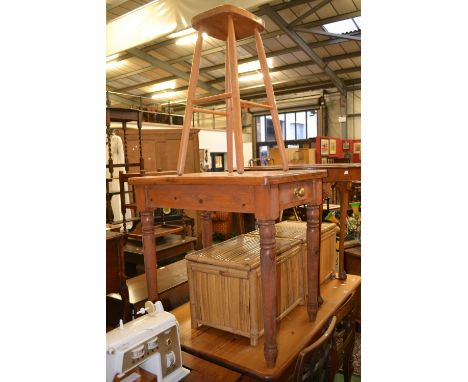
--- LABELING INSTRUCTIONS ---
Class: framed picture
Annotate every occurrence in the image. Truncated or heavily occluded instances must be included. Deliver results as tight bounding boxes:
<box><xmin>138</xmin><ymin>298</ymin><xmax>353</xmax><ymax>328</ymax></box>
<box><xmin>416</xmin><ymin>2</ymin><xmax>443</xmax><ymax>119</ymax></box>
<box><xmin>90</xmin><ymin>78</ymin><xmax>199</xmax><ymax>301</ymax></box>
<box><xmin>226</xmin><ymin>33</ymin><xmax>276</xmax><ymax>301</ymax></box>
<box><xmin>353</xmin><ymin>142</ymin><xmax>361</xmax><ymax>154</ymax></box>
<box><xmin>342</xmin><ymin>141</ymin><xmax>350</xmax><ymax>150</ymax></box>
<box><xmin>320</xmin><ymin>139</ymin><xmax>329</xmax><ymax>155</ymax></box>
<box><xmin>329</xmin><ymin>139</ymin><xmax>336</xmax><ymax>155</ymax></box>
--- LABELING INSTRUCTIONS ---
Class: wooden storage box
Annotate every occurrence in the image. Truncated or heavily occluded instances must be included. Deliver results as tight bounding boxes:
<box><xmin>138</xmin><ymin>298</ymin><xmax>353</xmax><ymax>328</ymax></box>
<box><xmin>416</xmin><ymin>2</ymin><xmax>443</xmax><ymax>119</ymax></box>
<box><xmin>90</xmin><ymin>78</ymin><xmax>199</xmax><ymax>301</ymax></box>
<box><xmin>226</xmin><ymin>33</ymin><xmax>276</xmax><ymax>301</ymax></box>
<box><xmin>248</xmin><ymin>221</ymin><xmax>338</xmax><ymax>284</ymax></box>
<box><xmin>185</xmin><ymin>235</ymin><xmax>304</xmax><ymax>346</ymax></box>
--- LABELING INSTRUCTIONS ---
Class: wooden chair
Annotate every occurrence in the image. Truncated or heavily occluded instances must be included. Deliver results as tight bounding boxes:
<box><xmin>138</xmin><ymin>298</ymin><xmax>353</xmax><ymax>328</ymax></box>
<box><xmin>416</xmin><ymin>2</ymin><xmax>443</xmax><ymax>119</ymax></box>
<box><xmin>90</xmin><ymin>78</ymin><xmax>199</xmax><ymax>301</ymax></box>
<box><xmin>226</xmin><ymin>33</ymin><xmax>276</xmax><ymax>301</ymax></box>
<box><xmin>328</xmin><ymin>292</ymin><xmax>357</xmax><ymax>382</ymax></box>
<box><xmin>292</xmin><ymin>316</ymin><xmax>337</xmax><ymax>382</ymax></box>
<box><xmin>106</xmin><ymin>231</ymin><xmax>131</xmax><ymax>327</ymax></box>
<box><xmin>177</xmin><ymin>4</ymin><xmax>288</xmax><ymax>175</ymax></box>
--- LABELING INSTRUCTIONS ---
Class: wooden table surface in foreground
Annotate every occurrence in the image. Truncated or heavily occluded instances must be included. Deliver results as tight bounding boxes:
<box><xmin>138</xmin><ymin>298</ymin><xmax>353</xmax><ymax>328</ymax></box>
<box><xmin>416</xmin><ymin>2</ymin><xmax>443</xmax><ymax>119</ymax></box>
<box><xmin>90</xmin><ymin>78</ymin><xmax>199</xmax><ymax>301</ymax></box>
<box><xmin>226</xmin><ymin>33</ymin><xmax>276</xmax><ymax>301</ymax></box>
<box><xmin>172</xmin><ymin>275</ymin><xmax>361</xmax><ymax>381</ymax></box>
<box><xmin>129</xmin><ymin>170</ymin><xmax>326</xmax><ymax>368</ymax></box>
<box><xmin>247</xmin><ymin>164</ymin><xmax>361</xmax><ymax>280</ymax></box>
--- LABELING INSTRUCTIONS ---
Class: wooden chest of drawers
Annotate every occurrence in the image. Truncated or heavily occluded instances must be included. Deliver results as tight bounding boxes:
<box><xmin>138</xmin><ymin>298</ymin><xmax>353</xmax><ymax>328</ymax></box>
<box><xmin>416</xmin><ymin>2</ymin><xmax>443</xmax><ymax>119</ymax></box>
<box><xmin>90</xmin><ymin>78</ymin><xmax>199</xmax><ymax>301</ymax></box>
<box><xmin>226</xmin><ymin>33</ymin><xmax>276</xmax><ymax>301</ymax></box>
<box><xmin>185</xmin><ymin>235</ymin><xmax>304</xmax><ymax>346</ymax></box>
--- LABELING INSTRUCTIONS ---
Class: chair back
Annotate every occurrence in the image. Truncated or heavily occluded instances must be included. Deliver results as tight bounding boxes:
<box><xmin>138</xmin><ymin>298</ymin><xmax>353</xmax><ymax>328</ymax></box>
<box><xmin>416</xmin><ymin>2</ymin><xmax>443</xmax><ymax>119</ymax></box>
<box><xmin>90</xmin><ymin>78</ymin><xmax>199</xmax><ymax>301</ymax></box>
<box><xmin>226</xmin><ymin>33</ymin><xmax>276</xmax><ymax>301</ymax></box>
<box><xmin>328</xmin><ymin>291</ymin><xmax>357</xmax><ymax>381</ymax></box>
<box><xmin>292</xmin><ymin>316</ymin><xmax>337</xmax><ymax>382</ymax></box>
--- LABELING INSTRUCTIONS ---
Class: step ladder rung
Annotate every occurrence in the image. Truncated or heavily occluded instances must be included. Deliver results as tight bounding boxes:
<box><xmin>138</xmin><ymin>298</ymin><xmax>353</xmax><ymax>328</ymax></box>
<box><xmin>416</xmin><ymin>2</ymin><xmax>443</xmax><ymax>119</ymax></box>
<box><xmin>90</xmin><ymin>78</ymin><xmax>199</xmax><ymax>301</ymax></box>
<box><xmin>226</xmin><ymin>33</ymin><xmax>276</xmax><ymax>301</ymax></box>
<box><xmin>192</xmin><ymin>108</ymin><xmax>228</xmax><ymax>116</ymax></box>
<box><xmin>240</xmin><ymin>99</ymin><xmax>272</xmax><ymax>109</ymax></box>
<box><xmin>192</xmin><ymin>92</ymin><xmax>232</xmax><ymax>105</ymax></box>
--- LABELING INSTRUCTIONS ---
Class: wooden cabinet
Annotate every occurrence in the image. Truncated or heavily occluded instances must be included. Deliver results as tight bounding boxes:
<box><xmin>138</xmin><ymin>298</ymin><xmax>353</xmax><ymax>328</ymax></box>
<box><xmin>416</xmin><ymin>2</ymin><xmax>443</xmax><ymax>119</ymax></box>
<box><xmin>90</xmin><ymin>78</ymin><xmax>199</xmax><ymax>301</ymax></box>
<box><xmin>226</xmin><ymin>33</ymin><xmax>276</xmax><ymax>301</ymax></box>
<box><xmin>116</xmin><ymin>128</ymin><xmax>202</xmax><ymax>246</ymax></box>
<box><xmin>116</xmin><ymin>128</ymin><xmax>200</xmax><ymax>174</ymax></box>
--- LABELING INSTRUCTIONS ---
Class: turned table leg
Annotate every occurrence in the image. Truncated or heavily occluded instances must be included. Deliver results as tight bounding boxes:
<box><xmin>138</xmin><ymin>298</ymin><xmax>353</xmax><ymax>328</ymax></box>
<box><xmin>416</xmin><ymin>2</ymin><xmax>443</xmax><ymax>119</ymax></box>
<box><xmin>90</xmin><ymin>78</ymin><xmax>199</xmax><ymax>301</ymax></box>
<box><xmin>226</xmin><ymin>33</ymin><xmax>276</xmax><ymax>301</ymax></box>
<box><xmin>306</xmin><ymin>205</ymin><xmax>320</xmax><ymax>321</ymax></box>
<box><xmin>141</xmin><ymin>210</ymin><xmax>159</xmax><ymax>302</ymax></box>
<box><xmin>201</xmin><ymin>211</ymin><xmax>213</xmax><ymax>248</ymax></box>
<box><xmin>258</xmin><ymin>219</ymin><xmax>278</xmax><ymax>368</ymax></box>
<box><xmin>336</xmin><ymin>182</ymin><xmax>352</xmax><ymax>280</ymax></box>
<box><xmin>317</xmin><ymin>202</ymin><xmax>323</xmax><ymax>306</ymax></box>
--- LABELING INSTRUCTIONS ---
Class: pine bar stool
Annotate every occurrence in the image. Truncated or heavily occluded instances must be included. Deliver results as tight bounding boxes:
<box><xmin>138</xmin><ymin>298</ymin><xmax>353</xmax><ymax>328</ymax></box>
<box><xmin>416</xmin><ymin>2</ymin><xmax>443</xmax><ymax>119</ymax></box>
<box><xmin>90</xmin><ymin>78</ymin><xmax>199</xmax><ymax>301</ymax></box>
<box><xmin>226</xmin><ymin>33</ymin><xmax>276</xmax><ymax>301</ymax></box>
<box><xmin>177</xmin><ymin>4</ymin><xmax>288</xmax><ymax>175</ymax></box>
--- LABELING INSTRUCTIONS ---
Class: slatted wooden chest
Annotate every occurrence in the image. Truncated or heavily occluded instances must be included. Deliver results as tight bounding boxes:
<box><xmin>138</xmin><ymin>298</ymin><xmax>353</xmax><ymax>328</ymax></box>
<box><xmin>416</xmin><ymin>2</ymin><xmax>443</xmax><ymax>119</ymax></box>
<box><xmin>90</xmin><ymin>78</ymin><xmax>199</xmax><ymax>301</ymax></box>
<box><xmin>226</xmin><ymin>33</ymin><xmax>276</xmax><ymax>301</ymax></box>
<box><xmin>185</xmin><ymin>235</ymin><xmax>304</xmax><ymax>346</ymax></box>
<box><xmin>248</xmin><ymin>221</ymin><xmax>338</xmax><ymax>284</ymax></box>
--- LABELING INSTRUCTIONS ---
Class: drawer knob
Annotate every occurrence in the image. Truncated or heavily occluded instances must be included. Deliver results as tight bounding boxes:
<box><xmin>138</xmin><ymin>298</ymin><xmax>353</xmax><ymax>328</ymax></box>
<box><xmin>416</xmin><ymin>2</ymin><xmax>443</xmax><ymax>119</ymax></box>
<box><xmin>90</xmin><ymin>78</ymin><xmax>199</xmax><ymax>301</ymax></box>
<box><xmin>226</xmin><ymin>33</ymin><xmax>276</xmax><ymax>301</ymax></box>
<box><xmin>294</xmin><ymin>187</ymin><xmax>305</xmax><ymax>197</ymax></box>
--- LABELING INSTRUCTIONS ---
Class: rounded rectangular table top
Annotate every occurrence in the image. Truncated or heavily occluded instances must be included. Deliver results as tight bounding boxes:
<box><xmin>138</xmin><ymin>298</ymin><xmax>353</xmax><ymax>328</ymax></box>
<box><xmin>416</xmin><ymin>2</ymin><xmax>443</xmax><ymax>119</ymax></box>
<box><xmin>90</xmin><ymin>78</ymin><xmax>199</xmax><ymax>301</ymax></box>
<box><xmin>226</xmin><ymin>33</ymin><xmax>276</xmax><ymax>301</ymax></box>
<box><xmin>128</xmin><ymin>170</ymin><xmax>327</xmax><ymax>186</ymax></box>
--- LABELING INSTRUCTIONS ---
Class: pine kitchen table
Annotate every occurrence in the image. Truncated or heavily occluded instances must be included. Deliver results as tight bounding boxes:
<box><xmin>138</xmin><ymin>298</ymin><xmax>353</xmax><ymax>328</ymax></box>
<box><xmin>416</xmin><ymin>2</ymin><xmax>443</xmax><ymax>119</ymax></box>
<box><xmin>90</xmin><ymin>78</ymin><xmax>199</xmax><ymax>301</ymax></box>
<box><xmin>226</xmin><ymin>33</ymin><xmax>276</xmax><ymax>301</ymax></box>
<box><xmin>129</xmin><ymin>170</ymin><xmax>326</xmax><ymax>368</ymax></box>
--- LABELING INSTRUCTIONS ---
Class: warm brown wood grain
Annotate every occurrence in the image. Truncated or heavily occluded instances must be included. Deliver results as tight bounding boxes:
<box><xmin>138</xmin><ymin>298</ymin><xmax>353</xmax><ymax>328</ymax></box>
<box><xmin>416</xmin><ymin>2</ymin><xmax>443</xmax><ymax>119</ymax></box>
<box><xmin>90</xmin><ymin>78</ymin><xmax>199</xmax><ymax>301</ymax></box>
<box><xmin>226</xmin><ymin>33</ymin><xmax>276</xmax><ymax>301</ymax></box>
<box><xmin>227</xmin><ymin>14</ymin><xmax>245</xmax><ymax>174</ymax></box>
<box><xmin>177</xmin><ymin>30</ymin><xmax>204</xmax><ymax>176</ymax></box>
<box><xmin>129</xmin><ymin>171</ymin><xmax>326</xmax><ymax>188</ymax></box>
<box><xmin>141</xmin><ymin>211</ymin><xmax>158</xmax><ymax>301</ymax></box>
<box><xmin>172</xmin><ymin>275</ymin><xmax>361</xmax><ymax>381</ymax></box>
<box><xmin>124</xmin><ymin>235</ymin><xmax>196</xmax><ymax>267</ymax></box>
<box><xmin>201</xmin><ymin>211</ymin><xmax>213</xmax><ymax>248</ymax></box>
<box><xmin>130</xmin><ymin>4</ymin><xmax>329</xmax><ymax>367</ymax></box>
<box><xmin>191</xmin><ymin>4</ymin><xmax>265</xmax><ymax>41</ymax></box>
<box><xmin>246</xmin><ymin>164</ymin><xmax>361</xmax><ymax>281</ymax></box>
<box><xmin>183</xmin><ymin>351</ymin><xmax>243</xmax><ymax>381</ymax></box>
<box><xmin>130</xmin><ymin>170</ymin><xmax>325</xmax><ymax>368</ymax></box>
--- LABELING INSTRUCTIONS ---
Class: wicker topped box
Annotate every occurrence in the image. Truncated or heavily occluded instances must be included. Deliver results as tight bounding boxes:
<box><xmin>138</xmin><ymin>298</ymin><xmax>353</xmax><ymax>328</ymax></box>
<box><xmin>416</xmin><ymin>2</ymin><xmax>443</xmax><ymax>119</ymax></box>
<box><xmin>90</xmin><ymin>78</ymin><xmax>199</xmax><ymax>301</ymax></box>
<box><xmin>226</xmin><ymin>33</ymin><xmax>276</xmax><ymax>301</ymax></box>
<box><xmin>186</xmin><ymin>234</ymin><xmax>304</xmax><ymax>346</ymax></box>
<box><xmin>185</xmin><ymin>234</ymin><xmax>300</xmax><ymax>270</ymax></box>
<box><xmin>247</xmin><ymin>221</ymin><xmax>338</xmax><ymax>284</ymax></box>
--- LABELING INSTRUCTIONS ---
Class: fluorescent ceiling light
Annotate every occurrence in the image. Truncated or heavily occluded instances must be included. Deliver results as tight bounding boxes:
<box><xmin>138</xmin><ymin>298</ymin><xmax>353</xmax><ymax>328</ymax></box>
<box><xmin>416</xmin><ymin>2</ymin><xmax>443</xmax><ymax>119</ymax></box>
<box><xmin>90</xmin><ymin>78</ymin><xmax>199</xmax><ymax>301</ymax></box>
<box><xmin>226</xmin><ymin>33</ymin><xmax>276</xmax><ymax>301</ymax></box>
<box><xmin>106</xmin><ymin>54</ymin><xmax>119</xmax><ymax>62</ymax></box>
<box><xmin>175</xmin><ymin>32</ymin><xmax>207</xmax><ymax>45</ymax></box>
<box><xmin>238</xmin><ymin>58</ymin><xmax>273</xmax><ymax>73</ymax></box>
<box><xmin>323</xmin><ymin>18</ymin><xmax>359</xmax><ymax>34</ymax></box>
<box><xmin>106</xmin><ymin>60</ymin><xmax>125</xmax><ymax>70</ymax></box>
<box><xmin>151</xmin><ymin>80</ymin><xmax>176</xmax><ymax>92</ymax></box>
<box><xmin>151</xmin><ymin>91</ymin><xmax>180</xmax><ymax>100</ymax></box>
<box><xmin>168</xmin><ymin>27</ymin><xmax>196</xmax><ymax>39</ymax></box>
<box><xmin>239</xmin><ymin>73</ymin><xmax>264</xmax><ymax>82</ymax></box>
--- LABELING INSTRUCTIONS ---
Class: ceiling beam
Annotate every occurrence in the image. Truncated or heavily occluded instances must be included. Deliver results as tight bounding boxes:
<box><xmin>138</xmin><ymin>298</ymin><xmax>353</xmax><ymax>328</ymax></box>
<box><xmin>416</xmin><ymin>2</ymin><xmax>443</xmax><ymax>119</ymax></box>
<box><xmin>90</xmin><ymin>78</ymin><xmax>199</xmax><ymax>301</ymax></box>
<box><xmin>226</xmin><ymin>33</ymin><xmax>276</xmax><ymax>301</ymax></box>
<box><xmin>257</xmin><ymin>0</ymin><xmax>318</xmax><ymax>13</ymax></box>
<box><xmin>107</xmin><ymin>11</ymin><xmax>360</xmax><ymax>83</ymax></box>
<box><xmin>260</xmin><ymin>4</ymin><xmax>346</xmax><ymax>94</ymax></box>
<box><xmin>299</xmin><ymin>11</ymin><xmax>361</xmax><ymax>29</ymax></box>
<box><xmin>115</xmin><ymin>50</ymin><xmax>360</xmax><ymax>93</ymax></box>
<box><xmin>127</xmin><ymin>47</ymin><xmax>218</xmax><ymax>93</ymax></box>
<box><xmin>290</xmin><ymin>0</ymin><xmax>331</xmax><ymax>27</ymax></box>
<box><xmin>107</xmin><ymin>92</ymin><xmax>139</xmax><ymax>107</ymax></box>
<box><xmin>146</xmin><ymin>66</ymin><xmax>360</xmax><ymax>102</ymax></box>
<box><xmin>108</xmin><ymin>32</ymin><xmax>360</xmax><ymax>84</ymax></box>
<box><xmin>293</xmin><ymin>27</ymin><xmax>361</xmax><ymax>41</ymax></box>
<box><xmin>241</xmin><ymin>78</ymin><xmax>361</xmax><ymax>100</ymax></box>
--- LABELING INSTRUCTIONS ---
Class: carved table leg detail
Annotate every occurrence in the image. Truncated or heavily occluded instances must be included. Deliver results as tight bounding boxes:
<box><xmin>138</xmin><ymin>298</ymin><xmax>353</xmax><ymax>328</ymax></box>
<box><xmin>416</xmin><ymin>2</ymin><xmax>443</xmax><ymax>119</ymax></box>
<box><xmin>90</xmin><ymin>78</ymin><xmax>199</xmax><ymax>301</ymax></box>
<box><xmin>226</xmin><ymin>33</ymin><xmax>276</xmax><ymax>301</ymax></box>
<box><xmin>141</xmin><ymin>210</ymin><xmax>159</xmax><ymax>302</ymax></box>
<box><xmin>306</xmin><ymin>205</ymin><xmax>320</xmax><ymax>321</ymax></box>
<box><xmin>336</xmin><ymin>182</ymin><xmax>352</xmax><ymax>280</ymax></box>
<box><xmin>257</xmin><ymin>219</ymin><xmax>278</xmax><ymax>368</ymax></box>
<box><xmin>201</xmin><ymin>211</ymin><xmax>213</xmax><ymax>248</ymax></box>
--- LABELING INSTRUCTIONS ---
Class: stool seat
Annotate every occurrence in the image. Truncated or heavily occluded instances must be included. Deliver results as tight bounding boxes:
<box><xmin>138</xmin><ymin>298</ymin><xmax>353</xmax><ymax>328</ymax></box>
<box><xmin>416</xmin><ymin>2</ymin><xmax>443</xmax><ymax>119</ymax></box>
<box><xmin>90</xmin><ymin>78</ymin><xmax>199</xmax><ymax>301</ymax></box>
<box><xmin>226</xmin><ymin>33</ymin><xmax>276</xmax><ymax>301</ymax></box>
<box><xmin>191</xmin><ymin>4</ymin><xmax>265</xmax><ymax>41</ymax></box>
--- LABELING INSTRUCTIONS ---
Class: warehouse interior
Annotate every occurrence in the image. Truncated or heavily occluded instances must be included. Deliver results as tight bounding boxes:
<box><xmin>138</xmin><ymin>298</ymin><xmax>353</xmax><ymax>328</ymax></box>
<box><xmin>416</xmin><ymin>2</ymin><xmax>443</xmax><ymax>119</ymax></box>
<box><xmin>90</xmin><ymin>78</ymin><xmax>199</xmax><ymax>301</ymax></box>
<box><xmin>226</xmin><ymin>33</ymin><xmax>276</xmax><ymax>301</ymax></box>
<box><xmin>2</xmin><ymin>1</ymin><xmax>467</xmax><ymax>381</ymax></box>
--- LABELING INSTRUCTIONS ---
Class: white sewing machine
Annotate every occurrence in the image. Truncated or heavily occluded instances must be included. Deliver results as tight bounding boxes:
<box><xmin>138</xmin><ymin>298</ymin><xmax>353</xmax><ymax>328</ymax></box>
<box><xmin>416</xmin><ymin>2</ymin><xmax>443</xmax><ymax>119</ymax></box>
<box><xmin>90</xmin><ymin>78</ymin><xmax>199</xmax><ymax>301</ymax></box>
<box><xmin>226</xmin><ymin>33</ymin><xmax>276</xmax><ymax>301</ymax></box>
<box><xmin>106</xmin><ymin>301</ymin><xmax>190</xmax><ymax>382</ymax></box>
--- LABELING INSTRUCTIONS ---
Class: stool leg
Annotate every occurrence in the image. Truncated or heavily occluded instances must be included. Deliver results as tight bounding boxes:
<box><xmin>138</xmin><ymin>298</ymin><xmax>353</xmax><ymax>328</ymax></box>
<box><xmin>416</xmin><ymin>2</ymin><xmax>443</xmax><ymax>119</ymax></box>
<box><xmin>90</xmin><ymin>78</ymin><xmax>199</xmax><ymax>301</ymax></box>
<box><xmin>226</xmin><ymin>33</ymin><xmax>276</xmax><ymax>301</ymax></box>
<box><xmin>227</xmin><ymin>15</ymin><xmax>245</xmax><ymax>174</ymax></box>
<box><xmin>254</xmin><ymin>28</ymin><xmax>288</xmax><ymax>171</ymax></box>
<box><xmin>177</xmin><ymin>30</ymin><xmax>204</xmax><ymax>175</ymax></box>
<box><xmin>225</xmin><ymin>38</ymin><xmax>234</xmax><ymax>173</ymax></box>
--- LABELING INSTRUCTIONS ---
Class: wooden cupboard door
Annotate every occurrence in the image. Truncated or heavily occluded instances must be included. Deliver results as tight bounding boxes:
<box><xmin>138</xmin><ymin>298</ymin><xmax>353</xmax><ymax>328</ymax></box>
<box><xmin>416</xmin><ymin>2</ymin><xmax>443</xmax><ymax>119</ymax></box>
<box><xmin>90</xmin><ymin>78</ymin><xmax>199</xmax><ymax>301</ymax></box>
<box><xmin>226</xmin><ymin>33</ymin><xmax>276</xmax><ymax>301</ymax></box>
<box><xmin>157</xmin><ymin>139</ymin><xmax>196</xmax><ymax>173</ymax></box>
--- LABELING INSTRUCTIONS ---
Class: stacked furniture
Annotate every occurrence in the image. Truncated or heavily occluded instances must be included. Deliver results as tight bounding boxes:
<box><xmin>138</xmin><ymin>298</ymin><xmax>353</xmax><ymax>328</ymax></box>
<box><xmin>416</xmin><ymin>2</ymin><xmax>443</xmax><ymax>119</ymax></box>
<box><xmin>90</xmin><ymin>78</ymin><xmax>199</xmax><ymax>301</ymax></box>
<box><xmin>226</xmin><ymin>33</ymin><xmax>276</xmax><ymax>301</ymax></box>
<box><xmin>129</xmin><ymin>5</ymin><xmax>327</xmax><ymax>368</ymax></box>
